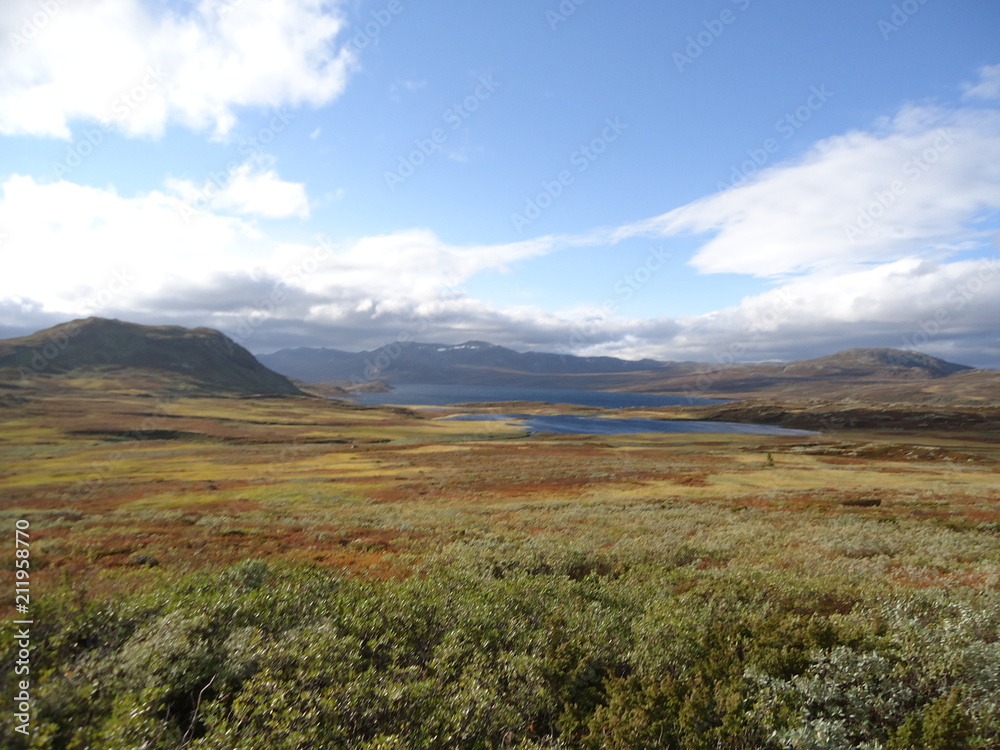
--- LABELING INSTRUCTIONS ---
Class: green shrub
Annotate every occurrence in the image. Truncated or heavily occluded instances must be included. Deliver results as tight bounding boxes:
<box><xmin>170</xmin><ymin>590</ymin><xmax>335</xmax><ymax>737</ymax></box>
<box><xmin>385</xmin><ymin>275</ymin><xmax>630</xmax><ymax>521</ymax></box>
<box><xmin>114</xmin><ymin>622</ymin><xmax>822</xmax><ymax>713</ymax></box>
<box><xmin>4</xmin><ymin>551</ymin><xmax>999</xmax><ymax>749</ymax></box>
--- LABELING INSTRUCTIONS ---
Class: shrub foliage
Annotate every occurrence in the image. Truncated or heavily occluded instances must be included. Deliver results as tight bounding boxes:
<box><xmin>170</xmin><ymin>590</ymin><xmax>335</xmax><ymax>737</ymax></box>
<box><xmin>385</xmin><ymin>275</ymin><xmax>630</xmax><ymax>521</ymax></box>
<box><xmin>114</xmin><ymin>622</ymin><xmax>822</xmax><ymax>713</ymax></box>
<box><xmin>3</xmin><ymin>551</ymin><xmax>998</xmax><ymax>749</ymax></box>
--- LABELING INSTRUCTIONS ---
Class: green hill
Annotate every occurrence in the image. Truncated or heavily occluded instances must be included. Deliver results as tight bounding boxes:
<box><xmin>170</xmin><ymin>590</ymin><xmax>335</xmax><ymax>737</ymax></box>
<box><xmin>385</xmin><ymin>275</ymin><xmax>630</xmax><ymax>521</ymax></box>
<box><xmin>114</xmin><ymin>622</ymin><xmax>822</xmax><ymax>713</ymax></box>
<box><xmin>0</xmin><ymin>318</ymin><xmax>303</xmax><ymax>396</ymax></box>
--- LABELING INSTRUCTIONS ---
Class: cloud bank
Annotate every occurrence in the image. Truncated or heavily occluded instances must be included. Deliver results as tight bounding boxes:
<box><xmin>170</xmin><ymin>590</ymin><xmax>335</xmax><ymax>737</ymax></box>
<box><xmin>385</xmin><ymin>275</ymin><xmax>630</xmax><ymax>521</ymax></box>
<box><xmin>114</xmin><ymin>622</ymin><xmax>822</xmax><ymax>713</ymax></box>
<box><xmin>0</xmin><ymin>0</ymin><xmax>354</xmax><ymax>139</ymax></box>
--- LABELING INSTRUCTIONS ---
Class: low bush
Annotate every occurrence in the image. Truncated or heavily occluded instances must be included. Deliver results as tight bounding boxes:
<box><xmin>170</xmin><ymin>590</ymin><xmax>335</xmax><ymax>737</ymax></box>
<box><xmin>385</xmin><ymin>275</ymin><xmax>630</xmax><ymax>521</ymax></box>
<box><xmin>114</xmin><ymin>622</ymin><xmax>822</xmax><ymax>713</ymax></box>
<box><xmin>2</xmin><ymin>551</ymin><xmax>998</xmax><ymax>748</ymax></box>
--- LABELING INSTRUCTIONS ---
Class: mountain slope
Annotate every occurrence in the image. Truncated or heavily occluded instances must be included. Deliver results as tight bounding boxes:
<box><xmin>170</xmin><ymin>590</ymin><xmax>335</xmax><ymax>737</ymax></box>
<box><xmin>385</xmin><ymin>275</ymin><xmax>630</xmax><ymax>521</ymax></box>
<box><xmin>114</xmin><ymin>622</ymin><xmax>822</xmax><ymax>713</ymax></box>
<box><xmin>4</xmin><ymin>319</ymin><xmax>989</xmax><ymax>404</ymax></box>
<box><xmin>258</xmin><ymin>341</ymin><xmax>664</xmax><ymax>386</ymax></box>
<box><xmin>0</xmin><ymin>318</ymin><xmax>304</xmax><ymax>396</ymax></box>
<box><xmin>616</xmin><ymin>348</ymin><xmax>988</xmax><ymax>402</ymax></box>
<box><xmin>259</xmin><ymin>342</ymin><xmax>994</xmax><ymax>404</ymax></box>
<box><xmin>778</xmin><ymin>348</ymin><xmax>972</xmax><ymax>378</ymax></box>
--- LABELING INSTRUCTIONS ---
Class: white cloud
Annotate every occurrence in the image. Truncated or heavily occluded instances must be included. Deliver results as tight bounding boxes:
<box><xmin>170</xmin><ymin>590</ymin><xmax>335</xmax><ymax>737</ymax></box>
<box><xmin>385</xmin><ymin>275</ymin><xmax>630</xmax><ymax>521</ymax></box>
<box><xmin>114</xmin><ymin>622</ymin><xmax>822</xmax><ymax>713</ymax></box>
<box><xmin>2</xmin><ymin>166</ymin><xmax>998</xmax><ymax>366</ymax></box>
<box><xmin>963</xmin><ymin>64</ymin><xmax>1000</xmax><ymax>102</ymax></box>
<box><xmin>268</xmin><ymin>229</ymin><xmax>557</xmax><ymax>316</ymax></box>
<box><xmin>566</xmin><ymin>256</ymin><xmax>1000</xmax><ymax>367</ymax></box>
<box><xmin>691</xmin><ymin>256</ymin><xmax>1000</xmax><ymax>342</ymax></box>
<box><xmin>614</xmin><ymin>105</ymin><xmax>1000</xmax><ymax>277</ymax></box>
<box><xmin>0</xmin><ymin>174</ymin><xmax>266</xmax><ymax>313</ymax></box>
<box><xmin>0</xmin><ymin>0</ymin><xmax>354</xmax><ymax>139</ymax></box>
<box><xmin>389</xmin><ymin>78</ymin><xmax>428</xmax><ymax>103</ymax></box>
<box><xmin>390</xmin><ymin>78</ymin><xmax>427</xmax><ymax>96</ymax></box>
<box><xmin>165</xmin><ymin>162</ymin><xmax>311</xmax><ymax>219</ymax></box>
<box><xmin>0</xmin><ymin>174</ymin><xmax>556</xmax><ymax>325</ymax></box>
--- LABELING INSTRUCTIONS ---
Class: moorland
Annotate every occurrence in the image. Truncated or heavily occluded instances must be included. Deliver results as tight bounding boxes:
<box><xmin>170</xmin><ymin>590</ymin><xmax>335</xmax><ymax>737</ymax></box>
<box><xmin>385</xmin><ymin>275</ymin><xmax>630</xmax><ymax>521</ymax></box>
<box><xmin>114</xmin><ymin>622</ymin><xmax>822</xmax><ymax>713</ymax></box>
<box><xmin>1</xmin><ymin>319</ymin><xmax>999</xmax><ymax>748</ymax></box>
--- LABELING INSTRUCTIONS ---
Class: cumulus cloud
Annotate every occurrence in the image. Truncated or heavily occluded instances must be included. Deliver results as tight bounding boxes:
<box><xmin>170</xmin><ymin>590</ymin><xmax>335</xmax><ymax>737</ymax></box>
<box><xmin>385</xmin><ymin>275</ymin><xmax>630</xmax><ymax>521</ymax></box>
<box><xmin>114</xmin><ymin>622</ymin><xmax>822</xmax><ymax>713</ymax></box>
<box><xmin>187</xmin><ymin>252</ymin><xmax>999</xmax><ymax>368</ymax></box>
<box><xmin>0</xmin><ymin>0</ymin><xmax>354</xmax><ymax>139</ymax></box>
<box><xmin>614</xmin><ymin>105</ymin><xmax>1000</xmax><ymax>277</ymax></box>
<box><xmin>0</xmin><ymin>172</ymin><xmax>562</xmax><ymax>347</ymax></box>
<box><xmin>0</xmin><ymin>174</ymin><xmax>267</xmax><ymax>315</ymax></box>
<box><xmin>165</xmin><ymin>162</ymin><xmax>311</xmax><ymax>219</ymax></box>
<box><xmin>665</xmin><ymin>257</ymin><xmax>1000</xmax><ymax>364</ymax></box>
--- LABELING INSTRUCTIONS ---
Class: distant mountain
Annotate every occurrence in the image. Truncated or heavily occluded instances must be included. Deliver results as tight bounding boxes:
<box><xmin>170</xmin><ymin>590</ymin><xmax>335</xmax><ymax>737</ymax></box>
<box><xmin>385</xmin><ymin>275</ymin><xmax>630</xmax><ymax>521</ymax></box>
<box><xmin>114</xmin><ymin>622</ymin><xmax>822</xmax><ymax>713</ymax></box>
<box><xmin>259</xmin><ymin>342</ymin><xmax>994</xmax><ymax>404</ymax></box>
<box><xmin>778</xmin><ymin>348</ymin><xmax>972</xmax><ymax>378</ymax></box>
<box><xmin>617</xmin><ymin>347</ymin><xmax>987</xmax><ymax>403</ymax></box>
<box><xmin>4</xmin><ymin>319</ymin><xmax>992</xmax><ymax>404</ymax></box>
<box><xmin>0</xmin><ymin>318</ymin><xmax>303</xmax><ymax>396</ymax></box>
<box><xmin>258</xmin><ymin>341</ymin><xmax>664</xmax><ymax>386</ymax></box>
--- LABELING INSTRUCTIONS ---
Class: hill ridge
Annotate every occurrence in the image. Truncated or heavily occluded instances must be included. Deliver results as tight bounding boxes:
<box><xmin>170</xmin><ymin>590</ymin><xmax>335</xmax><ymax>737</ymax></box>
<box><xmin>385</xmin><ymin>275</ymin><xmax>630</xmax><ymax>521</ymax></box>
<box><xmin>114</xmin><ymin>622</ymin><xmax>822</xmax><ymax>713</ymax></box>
<box><xmin>258</xmin><ymin>339</ymin><xmax>665</xmax><ymax>385</ymax></box>
<box><xmin>0</xmin><ymin>318</ymin><xmax>303</xmax><ymax>396</ymax></box>
<box><xmin>788</xmin><ymin>347</ymin><xmax>973</xmax><ymax>376</ymax></box>
<box><xmin>3</xmin><ymin>319</ymin><xmax>993</xmax><ymax>403</ymax></box>
<box><xmin>259</xmin><ymin>340</ymin><xmax>974</xmax><ymax>385</ymax></box>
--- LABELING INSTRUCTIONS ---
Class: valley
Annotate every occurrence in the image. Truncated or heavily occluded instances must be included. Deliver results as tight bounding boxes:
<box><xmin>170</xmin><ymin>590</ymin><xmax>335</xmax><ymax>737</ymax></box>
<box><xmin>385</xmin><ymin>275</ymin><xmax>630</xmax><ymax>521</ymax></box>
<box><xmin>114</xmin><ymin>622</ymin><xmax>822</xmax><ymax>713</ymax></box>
<box><xmin>2</xmin><ymin>320</ymin><xmax>999</xmax><ymax>747</ymax></box>
<box><xmin>3</xmin><ymin>370</ymin><xmax>998</xmax><ymax>596</ymax></box>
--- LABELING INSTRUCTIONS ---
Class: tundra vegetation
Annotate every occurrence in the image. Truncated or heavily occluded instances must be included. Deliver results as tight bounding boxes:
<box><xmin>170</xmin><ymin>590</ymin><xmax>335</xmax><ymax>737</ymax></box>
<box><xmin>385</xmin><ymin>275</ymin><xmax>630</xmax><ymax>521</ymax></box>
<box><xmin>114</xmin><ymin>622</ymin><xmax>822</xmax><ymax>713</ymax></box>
<box><xmin>1</xmin><ymin>371</ymin><xmax>999</xmax><ymax>748</ymax></box>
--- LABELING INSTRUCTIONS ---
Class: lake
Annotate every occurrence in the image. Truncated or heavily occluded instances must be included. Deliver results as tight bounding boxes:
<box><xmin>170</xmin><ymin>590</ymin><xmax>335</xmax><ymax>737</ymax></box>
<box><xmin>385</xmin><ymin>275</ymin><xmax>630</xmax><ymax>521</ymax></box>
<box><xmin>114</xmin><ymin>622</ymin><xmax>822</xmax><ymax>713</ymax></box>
<box><xmin>350</xmin><ymin>383</ymin><xmax>724</xmax><ymax>408</ymax></box>
<box><xmin>349</xmin><ymin>384</ymin><xmax>816</xmax><ymax>436</ymax></box>
<box><xmin>443</xmin><ymin>413</ymin><xmax>817</xmax><ymax>437</ymax></box>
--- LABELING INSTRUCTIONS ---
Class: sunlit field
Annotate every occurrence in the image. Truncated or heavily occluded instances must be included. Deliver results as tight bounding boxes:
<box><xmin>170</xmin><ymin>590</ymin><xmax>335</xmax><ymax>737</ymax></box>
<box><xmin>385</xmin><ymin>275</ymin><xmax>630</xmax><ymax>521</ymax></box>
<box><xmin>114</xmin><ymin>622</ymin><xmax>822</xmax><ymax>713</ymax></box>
<box><xmin>2</xmin><ymin>375</ymin><xmax>999</xmax><ymax>747</ymax></box>
<box><xmin>4</xmin><ymin>0</ymin><xmax>999</xmax><ymax>745</ymax></box>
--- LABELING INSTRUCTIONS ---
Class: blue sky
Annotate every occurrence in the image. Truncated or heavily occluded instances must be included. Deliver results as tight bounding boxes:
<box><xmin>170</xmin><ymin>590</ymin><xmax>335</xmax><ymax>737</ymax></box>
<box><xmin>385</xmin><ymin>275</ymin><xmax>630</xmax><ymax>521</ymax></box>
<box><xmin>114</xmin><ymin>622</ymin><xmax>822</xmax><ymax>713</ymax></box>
<box><xmin>1</xmin><ymin>0</ymin><xmax>999</xmax><ymax>366</ymax></box>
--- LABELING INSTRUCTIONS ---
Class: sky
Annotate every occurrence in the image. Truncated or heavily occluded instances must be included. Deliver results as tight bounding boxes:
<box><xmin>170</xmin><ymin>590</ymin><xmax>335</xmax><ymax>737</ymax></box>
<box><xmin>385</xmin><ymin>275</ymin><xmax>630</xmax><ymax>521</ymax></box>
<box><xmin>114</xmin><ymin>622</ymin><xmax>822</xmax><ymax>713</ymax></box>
<box><xmin>1</xmin><ymin>0</ymin><xmax>999</xmax><ymax>367</ymax></box>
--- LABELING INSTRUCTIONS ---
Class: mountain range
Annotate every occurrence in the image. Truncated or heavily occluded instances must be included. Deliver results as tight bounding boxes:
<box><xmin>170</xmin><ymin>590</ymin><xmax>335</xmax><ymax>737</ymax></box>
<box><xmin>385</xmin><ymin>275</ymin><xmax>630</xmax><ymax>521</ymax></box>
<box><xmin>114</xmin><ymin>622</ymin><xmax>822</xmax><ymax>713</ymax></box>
<box><xmin>1</xmin><ymin>318</ymin><xmax>997</xmax><ymax>404</ymax></box>
<box><xmin>257</xmin><ymin>341</ymin><xmax>664</xmax><ymax>386</ymax></box>
<box><xmin>258</xmin><ymin>339</ymin><xmax>996</xmax><ymax>403</ymax></box>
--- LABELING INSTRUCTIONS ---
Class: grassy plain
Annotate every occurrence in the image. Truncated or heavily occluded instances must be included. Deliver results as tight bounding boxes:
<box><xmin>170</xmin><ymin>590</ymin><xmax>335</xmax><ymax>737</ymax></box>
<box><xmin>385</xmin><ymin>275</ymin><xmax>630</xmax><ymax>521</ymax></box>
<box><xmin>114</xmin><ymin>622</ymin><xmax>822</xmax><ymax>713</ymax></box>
<box><xmin>3</xmin><ymin>377</ymin><xmax>998</xmax><ymax>594</ymax></box>
<box><xmin>1</xmin><ymin>372</ymin><xmax>999</xmax><ymax>747</ymax></box>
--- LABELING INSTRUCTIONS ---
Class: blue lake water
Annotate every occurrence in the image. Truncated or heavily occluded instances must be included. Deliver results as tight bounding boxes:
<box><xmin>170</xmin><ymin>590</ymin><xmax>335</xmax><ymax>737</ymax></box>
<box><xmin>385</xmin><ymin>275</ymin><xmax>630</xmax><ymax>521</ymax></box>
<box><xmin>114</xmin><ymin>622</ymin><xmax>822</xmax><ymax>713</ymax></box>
<box><xmin>350</xmin><ymin>383</ymin><xmax>723</xmax><ymax>408</ymax></box>
<box><xmin>443</xmin><ymin>413</ymin><xmax>817</xmax><ymax>437</ymax></box>
<box><xmin>349</xmin><ymin>385</ymin><xmax>815</xmax><ymax>436</ymax></box>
